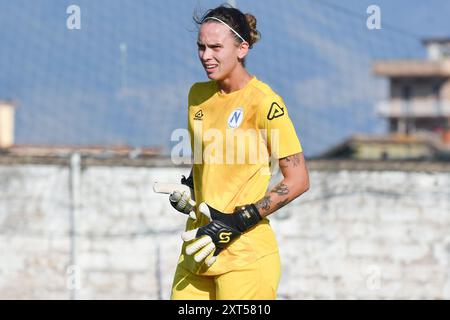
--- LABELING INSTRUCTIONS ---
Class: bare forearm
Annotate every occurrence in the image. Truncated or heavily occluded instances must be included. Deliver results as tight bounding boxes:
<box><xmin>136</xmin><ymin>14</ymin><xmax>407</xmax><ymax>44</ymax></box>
<box><xmin>254</xmin><ymin>153</ymin><xmax>309</xmax><ymax>218</ymax></box>
<box><xmin>255</xmin><ymin>179</ymin><xmax>305</xmax><ymax>218</ymax></box>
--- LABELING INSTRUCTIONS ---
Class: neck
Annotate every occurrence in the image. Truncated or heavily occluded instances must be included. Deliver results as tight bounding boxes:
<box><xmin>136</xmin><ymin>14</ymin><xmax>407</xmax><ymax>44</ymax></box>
<box><xmin>217</xmin><ymin>65</ymin><xmax>252</xmax><ymax>94</ymax></box>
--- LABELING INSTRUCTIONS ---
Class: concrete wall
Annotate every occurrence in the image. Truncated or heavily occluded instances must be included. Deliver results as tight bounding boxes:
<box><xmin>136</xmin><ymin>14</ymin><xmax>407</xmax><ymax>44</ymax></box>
<box><xmin>0</xmin><ymin>160</ymin><xmax>449</xmax><ymax>299</ymax></box>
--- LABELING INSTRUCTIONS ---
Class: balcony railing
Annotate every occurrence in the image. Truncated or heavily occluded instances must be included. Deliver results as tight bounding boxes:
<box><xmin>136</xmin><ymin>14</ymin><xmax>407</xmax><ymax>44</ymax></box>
<box><xmin>376</xmin><ymin>100</ymin><xmax>450</xmax><ymax>117</ymax></box>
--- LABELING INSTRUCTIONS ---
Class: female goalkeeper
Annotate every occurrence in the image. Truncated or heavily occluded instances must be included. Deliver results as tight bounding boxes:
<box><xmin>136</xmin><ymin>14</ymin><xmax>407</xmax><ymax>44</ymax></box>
<box><xmin>170</xmin><ymin>4</ymin><xmax>310</xmax><ymax>300</ymax></box>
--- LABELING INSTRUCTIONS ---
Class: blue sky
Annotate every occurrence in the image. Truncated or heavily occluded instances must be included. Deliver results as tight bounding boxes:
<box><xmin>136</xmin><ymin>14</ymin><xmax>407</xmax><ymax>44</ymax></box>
<box><xmin>1</xmin><ymin>0</ymin><xmax>449</xmax><ymax>156</ymax></box>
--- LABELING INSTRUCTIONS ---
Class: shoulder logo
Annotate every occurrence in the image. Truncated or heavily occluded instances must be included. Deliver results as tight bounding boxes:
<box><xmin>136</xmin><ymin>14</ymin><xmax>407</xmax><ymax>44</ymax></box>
<box><xmin>267</xmin><ymin>102</ymin><xmax>285</xmax><ymax>120</ymax></box>
<box><xmin>227</xmin><ymin>108</ymin><xmax>244</xmax><ymax>129</ymax></box>
<box><xmin>194</xmin><ymin>110</ymin><xmax>203</xmax><ymax>120</ymax></box>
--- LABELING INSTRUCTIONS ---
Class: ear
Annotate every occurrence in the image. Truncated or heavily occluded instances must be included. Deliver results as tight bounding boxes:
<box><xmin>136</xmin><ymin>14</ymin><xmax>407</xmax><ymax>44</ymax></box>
<box><xmin>237</xmin><ymin>41</ymin><xmax>250</xmax><ymax>60</ymax></box>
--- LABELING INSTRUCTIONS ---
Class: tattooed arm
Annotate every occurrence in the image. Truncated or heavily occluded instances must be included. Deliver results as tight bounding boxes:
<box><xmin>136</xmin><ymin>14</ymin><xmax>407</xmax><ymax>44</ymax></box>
<box><xmin>255</xmin><ymin>152</ymin><xmax>310</xmax><ymax>218</ymax></box>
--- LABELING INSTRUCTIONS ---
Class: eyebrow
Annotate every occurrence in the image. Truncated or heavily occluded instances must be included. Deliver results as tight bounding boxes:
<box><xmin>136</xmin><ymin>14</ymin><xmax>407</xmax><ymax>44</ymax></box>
<box><xmin>197</xmin><ymin>41</ymin><xmax>222</xmax><ymax>47</ymax></box>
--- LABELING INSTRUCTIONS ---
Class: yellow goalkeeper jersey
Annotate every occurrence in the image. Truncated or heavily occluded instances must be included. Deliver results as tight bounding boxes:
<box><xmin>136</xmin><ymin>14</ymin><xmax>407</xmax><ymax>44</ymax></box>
<box><xmin>181</xmin><ymin>76</ymin><xmax>302</xmax><ymax>275</ymax></box>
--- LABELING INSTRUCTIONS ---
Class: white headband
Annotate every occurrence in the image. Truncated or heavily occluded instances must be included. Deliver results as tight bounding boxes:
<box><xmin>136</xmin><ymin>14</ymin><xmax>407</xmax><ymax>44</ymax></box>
<box><xmin>203</xmin><ymin>17</ymin><xmax>247</xmax><ymax>43</ymax></box>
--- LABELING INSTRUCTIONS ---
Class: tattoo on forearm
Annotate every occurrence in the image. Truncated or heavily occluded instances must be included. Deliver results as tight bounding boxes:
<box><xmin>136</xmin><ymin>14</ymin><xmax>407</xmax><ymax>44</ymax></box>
<box><xmin>279</xmin><ymin>162</ymin><xmax>288</xmax><ymax>169</ymax></box>
<box><xmin>275</xmin><ymin>198</ymin><xmax>290</xmax><ymax>210</ymax></box>
<box><xmin>271</xmin><ymin>183</ymin><xmax>289</xmax><ymax>195</ymax></box>
<box><xmin>255</xmin><ymin>196</ymin><xmax>271</xmax><ymax>212</ymax></box>
<box><xmin>281</xmin><ymin>154</ymin><xmax>301</xmax><ymax>167</ymax></box>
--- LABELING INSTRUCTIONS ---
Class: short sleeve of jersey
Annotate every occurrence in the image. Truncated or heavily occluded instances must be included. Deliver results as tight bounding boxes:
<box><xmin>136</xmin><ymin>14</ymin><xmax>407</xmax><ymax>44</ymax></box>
<box><xmin>187</xmin><ymin>83</ymin><xmax>198</xmax><ymax>106</ymax></box>
<box><xmin>259</xmin><ymin>94</ymin><xmax>302</xmax><ymax>159</ymax></box>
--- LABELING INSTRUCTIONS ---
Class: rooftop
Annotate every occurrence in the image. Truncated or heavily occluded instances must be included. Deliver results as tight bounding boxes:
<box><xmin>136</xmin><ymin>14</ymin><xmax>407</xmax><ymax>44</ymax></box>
<box><xmin>0</xmin><ymin>142</ymin><xmax>449</xmax><ymax>172</ymax></box>
<box><xmin>422</xmin><ymin>37</ymin><xmax>450</xmax><ymax>45</ymax></box>
<box><xmin>318</xmin><ymin>133</ymin><xmax>450</xmax><ymax>161</ymax></box>
<box><xmin>0</xmin><ymin>144</ymin><xmax>164</xmax><ymax>166</ymax></box>
<box><xmin>373</xmin><ymin>59</ymin><xmax>450</xmax><ymax>77</ymax></box>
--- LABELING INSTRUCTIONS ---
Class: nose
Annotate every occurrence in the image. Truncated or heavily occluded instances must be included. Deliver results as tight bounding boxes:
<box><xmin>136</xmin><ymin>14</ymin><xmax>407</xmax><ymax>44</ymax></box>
<box><xmin>200</xmin><ymin>47</ymin><xmax>213</xmax><ymax>62</ymax></box>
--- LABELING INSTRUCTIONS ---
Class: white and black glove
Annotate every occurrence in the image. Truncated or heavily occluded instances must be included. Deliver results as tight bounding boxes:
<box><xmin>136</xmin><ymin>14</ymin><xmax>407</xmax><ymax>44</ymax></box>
<box><xmin>182</xmin><ymin>202</ymin><xmax>262</xmax><ymax>267</ymax></box>
<box><xmin>168</xmin><ymin>175</ymin><xmax>197</xmax><ymax>220</ymax></box>
<box><xmin>153</xmin><ymin>175</ymin><xmax>197</xmax><ymax>220</ymax></box>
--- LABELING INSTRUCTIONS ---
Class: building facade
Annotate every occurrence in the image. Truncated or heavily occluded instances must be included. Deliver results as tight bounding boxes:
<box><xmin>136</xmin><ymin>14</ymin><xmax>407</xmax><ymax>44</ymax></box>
<box><xmin>373</xmin><ymin>38</ymin><xmax>450</xmax><ymax>144</ymax></box>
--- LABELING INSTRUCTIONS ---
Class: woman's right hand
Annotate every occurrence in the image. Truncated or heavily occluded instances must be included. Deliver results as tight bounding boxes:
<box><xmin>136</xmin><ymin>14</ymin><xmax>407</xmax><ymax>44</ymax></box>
<box><xmin>169</xmin><ymin>188</ymin><xmax>197</xmax><ymax>220</ymax></box>
<box><xmin>153</xmin><ymin>174</ymin><xmax>197</xmax><ymax>220</ymax></box>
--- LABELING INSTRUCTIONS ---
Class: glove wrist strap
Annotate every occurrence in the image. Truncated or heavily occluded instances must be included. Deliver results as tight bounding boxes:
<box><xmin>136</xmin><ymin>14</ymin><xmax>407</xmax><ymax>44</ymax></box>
<box><xmin>208</xmin><ymin>204</ymin><xmax>262</xmax><ymax>233</ymax></box>
<box><xmin>234</xmin><ymin>204</ymin><xmax>262</xmax><ymax>232</ymax></box>
<box><xmin>181</xmin><ymin>175</ymin><xmax>194</xmax><ymax>189</ymax></box>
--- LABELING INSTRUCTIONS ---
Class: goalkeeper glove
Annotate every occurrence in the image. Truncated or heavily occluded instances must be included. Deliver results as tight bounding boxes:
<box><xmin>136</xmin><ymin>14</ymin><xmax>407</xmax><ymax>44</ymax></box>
<box><xmin>169</xmin><ymin>175</ymin><xmax>197</xmax><ymax>220</ymax></box>
<box><xmin>181</xmin><ymin>202</ymin><xmax>262</xmax><ymax>266</ymax></box>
